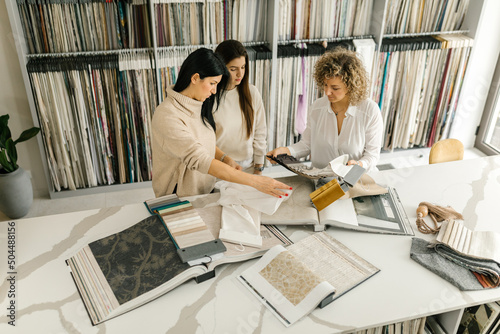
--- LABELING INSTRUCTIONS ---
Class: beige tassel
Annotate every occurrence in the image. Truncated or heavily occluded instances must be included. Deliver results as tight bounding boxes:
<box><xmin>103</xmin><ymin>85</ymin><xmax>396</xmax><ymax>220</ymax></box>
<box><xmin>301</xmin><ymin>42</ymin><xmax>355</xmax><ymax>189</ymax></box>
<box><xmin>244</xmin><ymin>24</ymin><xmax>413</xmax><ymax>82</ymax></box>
<box><xmin>415</xmin><ymin>202</ymin><xmax>463</xmax><ymax>234</ymax></box>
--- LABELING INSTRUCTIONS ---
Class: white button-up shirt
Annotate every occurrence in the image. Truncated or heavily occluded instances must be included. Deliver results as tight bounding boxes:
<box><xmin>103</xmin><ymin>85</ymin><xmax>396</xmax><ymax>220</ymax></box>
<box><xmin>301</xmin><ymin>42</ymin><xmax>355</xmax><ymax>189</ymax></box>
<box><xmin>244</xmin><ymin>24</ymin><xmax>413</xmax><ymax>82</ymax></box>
<box><xmin>288</xmin><ymin>96</ymin><xmax>383</xmax><ymax>171</ymax></box>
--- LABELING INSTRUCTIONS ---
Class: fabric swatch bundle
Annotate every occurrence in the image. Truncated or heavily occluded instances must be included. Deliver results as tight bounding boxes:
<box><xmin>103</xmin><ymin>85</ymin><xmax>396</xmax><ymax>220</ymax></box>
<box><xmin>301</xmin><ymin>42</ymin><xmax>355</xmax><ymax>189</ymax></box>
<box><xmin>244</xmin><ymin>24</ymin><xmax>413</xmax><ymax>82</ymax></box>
<box><xmin>411</xmin><ymin>217</ymin><xmax>500</xmax><ymax>290</ymax></box>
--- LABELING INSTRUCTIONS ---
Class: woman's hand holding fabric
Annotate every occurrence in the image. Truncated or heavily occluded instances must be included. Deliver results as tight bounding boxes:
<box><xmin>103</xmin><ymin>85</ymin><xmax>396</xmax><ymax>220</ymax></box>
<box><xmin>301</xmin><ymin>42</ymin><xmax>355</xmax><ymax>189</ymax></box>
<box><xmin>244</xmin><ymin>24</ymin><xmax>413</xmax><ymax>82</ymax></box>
<box><xmin>266</xmin><ymin>147</ymin><xmax>291</xmax><ymax>164</ymax></box>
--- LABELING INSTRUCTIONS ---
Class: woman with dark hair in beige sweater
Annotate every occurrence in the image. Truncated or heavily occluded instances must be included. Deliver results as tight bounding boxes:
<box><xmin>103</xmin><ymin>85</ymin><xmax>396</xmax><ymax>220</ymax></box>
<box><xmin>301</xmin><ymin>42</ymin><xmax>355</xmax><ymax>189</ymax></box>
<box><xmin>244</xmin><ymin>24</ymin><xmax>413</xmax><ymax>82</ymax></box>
<box><xmin>152</xmin><ymin>48</ymin><xmax>290</xmax><ymax>198</ymax></box>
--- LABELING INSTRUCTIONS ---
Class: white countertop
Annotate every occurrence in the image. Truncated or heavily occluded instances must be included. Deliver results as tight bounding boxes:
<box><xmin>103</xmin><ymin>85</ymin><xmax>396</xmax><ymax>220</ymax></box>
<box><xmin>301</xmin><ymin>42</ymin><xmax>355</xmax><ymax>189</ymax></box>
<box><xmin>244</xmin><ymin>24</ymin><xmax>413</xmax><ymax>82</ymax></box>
<box><xmin>1</xmin><ymin>155</ymin><xmax>500</xmax><ymax>333</ymax></box>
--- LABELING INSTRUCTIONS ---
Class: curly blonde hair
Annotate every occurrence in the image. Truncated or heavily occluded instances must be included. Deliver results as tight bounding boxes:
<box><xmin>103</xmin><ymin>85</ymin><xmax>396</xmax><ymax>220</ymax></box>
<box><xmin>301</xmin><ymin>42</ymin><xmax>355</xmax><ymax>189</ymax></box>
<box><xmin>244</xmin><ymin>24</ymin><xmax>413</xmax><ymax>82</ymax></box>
<box><xmin>314</xmin><ymin>47</ymin><xmax>369</xmax><ymax>106</ymax></box>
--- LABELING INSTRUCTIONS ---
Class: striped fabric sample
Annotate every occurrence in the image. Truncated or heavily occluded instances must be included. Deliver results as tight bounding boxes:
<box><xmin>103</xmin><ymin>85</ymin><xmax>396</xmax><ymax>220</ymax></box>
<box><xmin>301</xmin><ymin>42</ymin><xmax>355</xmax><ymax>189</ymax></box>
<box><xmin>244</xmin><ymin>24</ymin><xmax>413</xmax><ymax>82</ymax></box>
<box><xmin>146</xmin><ymin>194</ymin><xmax>216</xmax><ymax>249</ymax></box>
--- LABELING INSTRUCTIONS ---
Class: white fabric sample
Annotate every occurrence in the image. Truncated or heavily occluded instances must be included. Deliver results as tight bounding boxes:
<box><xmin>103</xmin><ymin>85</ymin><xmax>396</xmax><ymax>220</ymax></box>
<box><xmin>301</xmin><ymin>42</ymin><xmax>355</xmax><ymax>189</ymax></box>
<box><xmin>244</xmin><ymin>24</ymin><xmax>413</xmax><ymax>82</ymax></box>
<box><xmin>216</xmin><ymin>181</ymin><xmax>291</xmax><ymax>247</ymax></box>
<box><xmin>328</xmin><ymin>154</ymin><xmax>350</xmax><ymax>177</ymax></box>
<box><xmin>352</xmin><ymin>39</ymin><xmax>376</xmax><ymax>76</ymax></box>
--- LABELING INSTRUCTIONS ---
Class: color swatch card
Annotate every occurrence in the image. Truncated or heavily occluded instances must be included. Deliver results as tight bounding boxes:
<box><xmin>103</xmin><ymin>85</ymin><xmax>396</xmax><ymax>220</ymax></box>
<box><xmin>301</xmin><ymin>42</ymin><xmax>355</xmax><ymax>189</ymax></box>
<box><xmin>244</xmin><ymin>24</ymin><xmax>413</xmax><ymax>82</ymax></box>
<box><xmin>145</xmin><ymin>194</ymin><xmax>226</xmax><ymax>263</ymax></box>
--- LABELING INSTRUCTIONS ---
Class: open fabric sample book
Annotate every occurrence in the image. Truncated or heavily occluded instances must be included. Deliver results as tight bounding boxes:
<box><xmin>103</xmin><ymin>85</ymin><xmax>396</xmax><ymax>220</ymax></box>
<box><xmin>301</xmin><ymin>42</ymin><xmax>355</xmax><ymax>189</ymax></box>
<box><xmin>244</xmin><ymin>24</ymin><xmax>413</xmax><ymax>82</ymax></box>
<box><xmin>238</xmin><ymin>232</ymin><xmax>380</xmax><ymax>327</ymax></box>
<box><xmin>144</xmin><ymin>194</ymin><xmax>226</xmax><ymax>263</ymax></box>
<box><xmin>66</xmin><ymin>195</ymin><xmax>291</xmax><ymax>325</ymax></box>
<box><xmin>262</xmin><ymin>175</ymin><xmax>414</xmax><ymax>235</ymax></box>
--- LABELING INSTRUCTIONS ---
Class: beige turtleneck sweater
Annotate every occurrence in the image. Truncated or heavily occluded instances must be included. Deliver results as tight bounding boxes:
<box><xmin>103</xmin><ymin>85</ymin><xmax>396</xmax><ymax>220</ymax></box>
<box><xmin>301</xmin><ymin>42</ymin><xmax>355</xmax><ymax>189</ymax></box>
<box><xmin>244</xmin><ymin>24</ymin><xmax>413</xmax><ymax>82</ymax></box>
<box><xmin>152</xmin><ymin>87</ymin><xmax>216</xmax><ymax>197</ymax></box>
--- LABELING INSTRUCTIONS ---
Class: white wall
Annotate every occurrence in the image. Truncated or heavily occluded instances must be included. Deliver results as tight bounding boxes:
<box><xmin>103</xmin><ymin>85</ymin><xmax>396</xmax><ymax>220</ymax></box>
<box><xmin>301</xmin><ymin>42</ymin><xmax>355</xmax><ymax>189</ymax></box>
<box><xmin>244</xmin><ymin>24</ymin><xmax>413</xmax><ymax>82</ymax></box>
<box><xmin>449</xmin><ymin>0</ymin><xmax>500</xmax><ymax>148</ymax></box>
<box><xmin>0</xmin><ymin>0</ymin><xmax>48</xmax><ymax>197</ymax></box>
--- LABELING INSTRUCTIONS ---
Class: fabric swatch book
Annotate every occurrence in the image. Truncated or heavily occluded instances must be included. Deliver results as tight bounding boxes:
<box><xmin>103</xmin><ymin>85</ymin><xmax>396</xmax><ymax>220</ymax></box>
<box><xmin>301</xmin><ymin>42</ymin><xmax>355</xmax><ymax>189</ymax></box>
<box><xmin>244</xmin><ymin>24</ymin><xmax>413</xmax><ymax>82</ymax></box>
<box><xmin>436</xmin><ymin>220</ymin><xmax>500</xmax><ymax>264</ymax></box>
<box><xmin>238</xmin><ymin>232</ymin><xmax>380</xmax><ymax>327</ymax></box>
<box><xmin>267</xmin><ymin>153</ymin><xmax>365</xmax><ymax>183</ymax></box>
<box><xmin>267</xmin><ymin>154</ymin><xmax>335</xmax><ymax>179</ymax></box>
<box><xmin>262</xmin><ymin>176</ymin><xmax>414</xmax><ymax>235</ymax></box>
<box><xmin>458</xmin><ymin>302</ymin><xmax>500</xmax><ymax>334</ymax></box>
<box><xmin>434</xmin><ymin>220</ymin><xmax>500</xmax><ymax>288</ymax></box>
<box><xmin>66</xmin><ymin>200</ymin><xmax>292</xmax><ymax>325</ymax></box>
<box><xmin>143</xmin><ymin>194</ymin><xmax>226</xmax><ymax>263</ymax></box>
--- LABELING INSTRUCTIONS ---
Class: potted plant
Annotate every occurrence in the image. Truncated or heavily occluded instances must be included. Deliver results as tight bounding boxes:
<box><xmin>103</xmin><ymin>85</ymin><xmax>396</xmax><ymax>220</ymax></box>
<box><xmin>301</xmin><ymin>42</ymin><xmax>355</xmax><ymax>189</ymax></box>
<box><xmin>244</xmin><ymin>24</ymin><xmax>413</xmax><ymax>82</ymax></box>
<box><xmin>0</xmin><ymin>114</ymin><xmax>40</xmax><ymax>219</ymax></box>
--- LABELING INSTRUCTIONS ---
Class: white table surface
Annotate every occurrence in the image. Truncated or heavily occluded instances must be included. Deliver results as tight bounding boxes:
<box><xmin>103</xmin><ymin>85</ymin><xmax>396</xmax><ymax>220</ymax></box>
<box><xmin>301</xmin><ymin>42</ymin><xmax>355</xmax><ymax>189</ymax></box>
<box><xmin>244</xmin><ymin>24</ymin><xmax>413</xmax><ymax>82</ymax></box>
<box><xmin>1</xmin><ymin>155</ymin><xmax>500</xmax><ymax>333</ymax></box>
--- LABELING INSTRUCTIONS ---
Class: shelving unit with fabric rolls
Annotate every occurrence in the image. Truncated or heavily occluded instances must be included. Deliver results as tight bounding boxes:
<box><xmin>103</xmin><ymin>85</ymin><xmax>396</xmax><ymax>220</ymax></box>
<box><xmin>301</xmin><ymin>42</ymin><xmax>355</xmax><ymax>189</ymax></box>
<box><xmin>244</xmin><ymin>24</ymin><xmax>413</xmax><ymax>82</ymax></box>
<box><xmin>5</xmin><ymin>0</ymin><xmax>374</xmax><ymax>196</ymax></box>
<box><xmin>4</xmin><ymin>0</ymin><xmax>495</xmax><ymax>206</ymax></box>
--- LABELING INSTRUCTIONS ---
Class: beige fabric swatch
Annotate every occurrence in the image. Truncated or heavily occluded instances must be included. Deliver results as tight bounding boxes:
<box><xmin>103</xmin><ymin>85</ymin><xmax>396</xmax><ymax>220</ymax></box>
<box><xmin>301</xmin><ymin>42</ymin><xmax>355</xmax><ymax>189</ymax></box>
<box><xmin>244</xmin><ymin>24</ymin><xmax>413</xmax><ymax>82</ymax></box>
<box><xmin>259</xmin><ymin>251</ymin><xmax>322</xmax><ymax>306</ymax></box>
<box><xmin>341</xmin><ymin>174</ymin><xmax>388</xmax><ymax>199</ymax></box>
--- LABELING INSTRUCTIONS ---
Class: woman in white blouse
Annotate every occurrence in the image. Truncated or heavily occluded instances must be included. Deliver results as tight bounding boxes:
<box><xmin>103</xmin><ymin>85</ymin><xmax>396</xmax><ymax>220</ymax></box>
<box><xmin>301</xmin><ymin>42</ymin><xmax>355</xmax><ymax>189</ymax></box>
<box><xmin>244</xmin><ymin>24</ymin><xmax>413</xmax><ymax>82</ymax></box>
<box><xmin>214</xmin><ymin>40</ymin><xmax>267</xmax><ymax>175</ymax></box>
<box><xmin>267</xmin><ymin>47</ymin><xmax>383</xmax><ymax>171</ymax></box>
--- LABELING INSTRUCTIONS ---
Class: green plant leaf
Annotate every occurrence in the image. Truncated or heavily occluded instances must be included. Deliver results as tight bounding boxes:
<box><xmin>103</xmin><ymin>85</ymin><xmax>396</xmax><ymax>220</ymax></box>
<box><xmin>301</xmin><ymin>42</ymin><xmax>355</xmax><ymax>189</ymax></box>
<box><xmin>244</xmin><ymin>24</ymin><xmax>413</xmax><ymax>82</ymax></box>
<box><xmin>14</xmin><ymin>127</ymin><xmax>40</xmax><ymax>144</ymax></box>
<box><xmin>0</xmin><ymin>114</ymin><xmax>11</xmax><ymax>149</ymax></box>
<box><xmin>6</xmin><ymin>138</ymin><xmax>17</xmax><ymax>168</ymax></box>
<box><xmin>0</xmin><ymin>150</ymin><xmax>15</xmax><ymax>173</ymax></box>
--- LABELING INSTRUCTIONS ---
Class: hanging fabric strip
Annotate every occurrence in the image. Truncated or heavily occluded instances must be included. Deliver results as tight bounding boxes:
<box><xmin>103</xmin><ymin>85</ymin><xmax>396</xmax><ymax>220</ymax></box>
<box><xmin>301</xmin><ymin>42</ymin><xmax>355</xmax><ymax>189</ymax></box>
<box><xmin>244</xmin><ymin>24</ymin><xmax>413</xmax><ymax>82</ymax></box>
<box><xmin>16</xmin><ymin>0</ymin><xmax>154</xmax><ymax>53</ymax></box>
<box><xmin>26</xmin><ymin>51</ymin><xmax>156</xmax><ymax>191</ymax></box>
<box><xmin>277</xmin><ymin>0</ymin><xmax>373</xmax><ymax>41</ymax></box>
<box><xmin>372</xmin><ymin>35</ymin><xmax>474</xmax><ymax>150</ymax></box>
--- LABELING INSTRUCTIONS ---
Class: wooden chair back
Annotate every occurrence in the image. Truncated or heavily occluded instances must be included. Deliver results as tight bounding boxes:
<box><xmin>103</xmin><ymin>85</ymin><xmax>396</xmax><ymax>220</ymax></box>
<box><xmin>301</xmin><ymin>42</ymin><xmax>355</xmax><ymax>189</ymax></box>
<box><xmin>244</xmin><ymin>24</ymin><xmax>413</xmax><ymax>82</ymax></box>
<box><xmin>429</xmin><ymin>138</ymin><xmax>464</xmax><ymax>164</ymax></box>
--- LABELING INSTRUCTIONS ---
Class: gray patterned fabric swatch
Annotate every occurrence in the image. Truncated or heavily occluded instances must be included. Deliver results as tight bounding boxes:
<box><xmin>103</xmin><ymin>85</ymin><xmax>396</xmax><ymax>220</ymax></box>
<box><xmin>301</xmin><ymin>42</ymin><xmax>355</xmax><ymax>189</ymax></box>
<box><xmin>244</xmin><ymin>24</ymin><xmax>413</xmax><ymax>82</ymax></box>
<box><xmin>410</xmin><ymin>238</ymin><xmax>500</xmax><ymax>291</ymax></box>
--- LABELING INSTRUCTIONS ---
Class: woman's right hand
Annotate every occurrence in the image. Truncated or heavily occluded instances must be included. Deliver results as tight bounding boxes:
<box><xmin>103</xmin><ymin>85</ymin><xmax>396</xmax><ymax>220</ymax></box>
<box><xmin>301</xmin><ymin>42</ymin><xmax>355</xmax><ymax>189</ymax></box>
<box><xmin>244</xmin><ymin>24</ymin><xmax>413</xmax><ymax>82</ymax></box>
<box><xmin>266</xmin><ymin>147</ymin><xmax>291</xmax><ymax>164</ymax></box>
<box><xmin>251</xmin><ymin>175</ymin><xmax>292</xmax><ymax>198</ymax></box>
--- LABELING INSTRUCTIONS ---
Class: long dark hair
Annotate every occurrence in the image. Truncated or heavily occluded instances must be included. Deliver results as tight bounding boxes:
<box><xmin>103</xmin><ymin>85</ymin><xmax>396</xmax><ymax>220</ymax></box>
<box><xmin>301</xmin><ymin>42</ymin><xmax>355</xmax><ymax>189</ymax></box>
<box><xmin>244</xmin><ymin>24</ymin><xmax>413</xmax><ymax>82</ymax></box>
<box><xmin>173</xmin><ymin>48</ymin><xmax>229</xmax><ymax>130</ymax></box>
<box><xmin>215</xmin><ymin>40</ymin><xmax>254</xmax><ymax>139</ymax></box>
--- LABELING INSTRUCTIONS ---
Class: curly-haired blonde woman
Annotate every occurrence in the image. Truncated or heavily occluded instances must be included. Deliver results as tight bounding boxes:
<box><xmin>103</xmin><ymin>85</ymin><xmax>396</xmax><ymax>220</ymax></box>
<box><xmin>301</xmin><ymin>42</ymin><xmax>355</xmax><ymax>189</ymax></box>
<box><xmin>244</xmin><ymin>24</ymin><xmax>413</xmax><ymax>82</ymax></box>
<box><xmin>267</xmin><ymin>47</ymin><xmax>383</xmax><ymax>171</ymax></box>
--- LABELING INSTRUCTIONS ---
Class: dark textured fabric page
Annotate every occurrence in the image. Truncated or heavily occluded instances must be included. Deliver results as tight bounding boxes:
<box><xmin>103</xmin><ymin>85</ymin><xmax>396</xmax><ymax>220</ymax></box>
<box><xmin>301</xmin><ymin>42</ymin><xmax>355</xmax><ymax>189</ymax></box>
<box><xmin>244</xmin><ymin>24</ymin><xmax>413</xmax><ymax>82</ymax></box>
<box><xmin>88</xmin><ymin>215</ymin><xmax>190</xmax><ymax>305</ymax></box>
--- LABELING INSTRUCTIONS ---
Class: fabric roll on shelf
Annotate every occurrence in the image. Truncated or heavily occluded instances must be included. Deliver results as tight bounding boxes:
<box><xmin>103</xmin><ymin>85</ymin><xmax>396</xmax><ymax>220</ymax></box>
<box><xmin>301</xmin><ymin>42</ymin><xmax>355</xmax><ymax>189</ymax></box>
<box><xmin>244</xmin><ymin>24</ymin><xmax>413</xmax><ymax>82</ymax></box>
<box><xmin>26</xmin><ymin>51</ymin><xmax>157</xmax><ymax>192</ymax></box>
<box><xmin>17</xmin><ymin>0</ymin><xmax>152</xmax><ymax>54</ymax></box>
<box><xmin>372</xmin><ymin>34</ymin><xmax>473</xmax><ymax>151</ymax></box>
